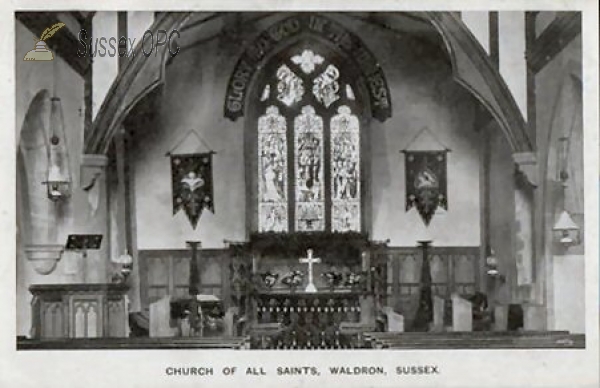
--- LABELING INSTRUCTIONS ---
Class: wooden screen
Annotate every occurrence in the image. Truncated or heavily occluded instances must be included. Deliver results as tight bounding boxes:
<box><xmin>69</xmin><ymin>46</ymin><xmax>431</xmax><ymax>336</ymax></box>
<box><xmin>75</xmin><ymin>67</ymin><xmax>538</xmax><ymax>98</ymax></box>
<box><xmin>372</xmin><ymin>246</ymin><xmax>481</xmax><ymax>328</ymax></box>
<box><xmin>138</xmin><ymin>249</ymin><xmax>227</xmax><ymax>308</ymax></box>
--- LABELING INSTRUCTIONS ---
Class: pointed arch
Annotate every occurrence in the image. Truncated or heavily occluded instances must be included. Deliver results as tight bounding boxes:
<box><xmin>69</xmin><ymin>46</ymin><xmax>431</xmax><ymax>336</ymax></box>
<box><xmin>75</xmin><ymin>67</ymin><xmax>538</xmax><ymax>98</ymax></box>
<box><xmin>246</xmin><ymin>38</ymin><xmax>370</xmax><ymax>234</ymax></box>
<box><xmin>424</xmin><ymin>12</ymin><xmax>532</xmax><ymax>153</ymax></box>
<box><xmin>224</xmin><ymin>14</ymin><xmax>391</xmax><ymax>123</ymax></box>
<box><xmin>18</xmin><ymin>89</ymin><xmax>53</xmax><ymax>245</ymax></box>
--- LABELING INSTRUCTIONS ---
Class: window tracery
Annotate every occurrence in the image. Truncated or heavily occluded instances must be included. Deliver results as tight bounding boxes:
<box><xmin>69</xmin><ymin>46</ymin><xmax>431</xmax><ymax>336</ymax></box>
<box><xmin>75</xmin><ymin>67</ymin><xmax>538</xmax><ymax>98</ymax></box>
<box><xmin>276</xmin><ymin>65</ymin><xmax>304</xmax><ymax>106</ymax></box>
<box><xmin>312</xmin><ymin>64</ymin><xmax>340</xmax><ymax>108</ymax></box>
<box><xmin>291</xmin><ymin>49</ymin><xmax>324</xmax><ymax>74</ymax></box>
<box><xmin>261</xmin><ymin>85</ymin><xmax>270</xmax><ymax>101</ymax></box>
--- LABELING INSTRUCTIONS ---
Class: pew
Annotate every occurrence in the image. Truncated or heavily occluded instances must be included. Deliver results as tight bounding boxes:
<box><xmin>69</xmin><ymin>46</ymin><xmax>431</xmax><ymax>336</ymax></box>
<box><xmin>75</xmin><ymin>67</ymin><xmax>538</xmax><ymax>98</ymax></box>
<box><xmin>382</xmin><ymin>306</ymin><xmax>404</xmax><ymax>332</ymax></box>
<box><xmin>451</xmin><ymin>293</ymin><xmax>472</xmax><ymax>332</ymax></box>
<box><xmin>150</xmin><ymin>295</ymin><xmax>178</xmax><ymax>337</ymax></box>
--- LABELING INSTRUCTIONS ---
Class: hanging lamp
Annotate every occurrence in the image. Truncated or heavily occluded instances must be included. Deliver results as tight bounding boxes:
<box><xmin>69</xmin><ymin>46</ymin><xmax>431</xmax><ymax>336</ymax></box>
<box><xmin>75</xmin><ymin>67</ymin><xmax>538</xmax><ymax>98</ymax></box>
<box><xmin>42</xmin><ymin>96</ymin><xmax>71</xmax><ymax>201</ymax></box>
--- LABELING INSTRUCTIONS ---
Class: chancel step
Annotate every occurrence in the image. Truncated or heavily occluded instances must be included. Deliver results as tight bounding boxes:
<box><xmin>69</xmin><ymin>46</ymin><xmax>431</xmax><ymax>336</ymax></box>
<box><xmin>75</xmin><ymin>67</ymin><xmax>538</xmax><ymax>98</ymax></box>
<box><xmin>364</xmin><ymin>331</ymin><xmax>585</xmax><ymax>349</ymax></box>
<box><xmin>17</xmin><ymin>336</ymin><xmax>250</xmax><ymax>350</ymax></box>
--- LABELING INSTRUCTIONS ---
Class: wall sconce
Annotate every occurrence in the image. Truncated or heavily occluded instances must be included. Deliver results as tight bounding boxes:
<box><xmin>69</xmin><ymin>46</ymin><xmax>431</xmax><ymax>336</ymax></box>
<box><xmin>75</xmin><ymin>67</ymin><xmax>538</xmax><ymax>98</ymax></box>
<box><xmin>42</xmin><ymin>97</ymin><xmax>71</xmax><ymax>201</ymax></box>
<box><xmin>485</xmin><ymin>248</ymin><xmax>505</xmax><ymax>283</ymax></box>
<box><xmin>554</xmin><ymin>131</ymin><xmax>580</xmax><ymax>247</ymax></box>
<box><xmin>553</xmin><ymin>210</ymin><xmax>580</xmax><ymax>247</ymax></box>
<box><xmin>111</xmin><ymin>250</ymin><xmax>133</xmax><ymax>283</ymax></box>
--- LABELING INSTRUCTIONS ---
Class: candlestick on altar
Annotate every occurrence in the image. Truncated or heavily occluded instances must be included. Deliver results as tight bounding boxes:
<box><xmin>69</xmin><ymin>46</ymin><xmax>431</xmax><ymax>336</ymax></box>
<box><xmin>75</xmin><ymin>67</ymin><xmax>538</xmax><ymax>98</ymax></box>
<box><xmin>299</xmin><ymin>249</ymin><xmax>321</xmax><ymax>293</ymax></box>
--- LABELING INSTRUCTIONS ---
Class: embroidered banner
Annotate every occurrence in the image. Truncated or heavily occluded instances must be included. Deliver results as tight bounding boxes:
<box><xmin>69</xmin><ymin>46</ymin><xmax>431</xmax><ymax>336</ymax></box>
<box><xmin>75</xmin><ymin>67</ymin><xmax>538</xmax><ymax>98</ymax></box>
<box><xmin>171</xmin><ymin>153</ymin><xmax>214</xmax><ymax>229</ymax></box>
<box><xmin>404</xmin><ymin>151</ymin><xmax>448</xmax><ymax>225</ymax></box>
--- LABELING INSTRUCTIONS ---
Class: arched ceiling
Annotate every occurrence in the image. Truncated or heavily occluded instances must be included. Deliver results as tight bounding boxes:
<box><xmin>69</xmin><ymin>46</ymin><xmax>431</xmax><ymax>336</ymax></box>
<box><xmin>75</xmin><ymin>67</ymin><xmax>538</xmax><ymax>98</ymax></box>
<box><xmin>85</xmin><ymin>11</ymin><xmax>532</xmax><ymax>155</ymax></box>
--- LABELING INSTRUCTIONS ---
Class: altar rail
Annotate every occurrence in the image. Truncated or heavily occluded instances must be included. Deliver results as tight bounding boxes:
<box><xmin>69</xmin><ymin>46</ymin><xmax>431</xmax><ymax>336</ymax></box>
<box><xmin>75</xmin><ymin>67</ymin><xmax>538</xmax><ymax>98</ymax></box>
<box><xmin>249</xmin><ymin>291</ymin><xmax>374</xmax><ymax>349</ymax></box>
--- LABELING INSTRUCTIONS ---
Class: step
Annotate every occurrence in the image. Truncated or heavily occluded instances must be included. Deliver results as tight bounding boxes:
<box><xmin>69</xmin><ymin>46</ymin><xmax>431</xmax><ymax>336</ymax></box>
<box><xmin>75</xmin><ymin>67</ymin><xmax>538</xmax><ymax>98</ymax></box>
<box><xmin>17</xmin><ymin>336</ymin><xmax>251</xmax><ymax>350</ymax></box>
<box><xmin>364</xmin><ymin>331</ymin><xmax>570</xmax><ymax>338</ymax></box>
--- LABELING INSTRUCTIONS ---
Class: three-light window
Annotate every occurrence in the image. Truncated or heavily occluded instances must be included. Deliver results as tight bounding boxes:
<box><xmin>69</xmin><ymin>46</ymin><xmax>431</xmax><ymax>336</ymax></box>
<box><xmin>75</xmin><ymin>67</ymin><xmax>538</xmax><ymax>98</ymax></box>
<box><xmin>257</xmin><ymin>48</ymin><xmax>362</xmax><ymax>233</ymax></box>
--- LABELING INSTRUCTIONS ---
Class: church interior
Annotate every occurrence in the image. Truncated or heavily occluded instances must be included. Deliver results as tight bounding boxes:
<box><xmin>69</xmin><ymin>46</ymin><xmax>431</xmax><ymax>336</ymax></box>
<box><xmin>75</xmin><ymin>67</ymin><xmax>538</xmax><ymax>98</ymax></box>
<box><xmin>15</xmin><ymin>11</ymin><xmax>585</xmax><ymax>350</ymax></box>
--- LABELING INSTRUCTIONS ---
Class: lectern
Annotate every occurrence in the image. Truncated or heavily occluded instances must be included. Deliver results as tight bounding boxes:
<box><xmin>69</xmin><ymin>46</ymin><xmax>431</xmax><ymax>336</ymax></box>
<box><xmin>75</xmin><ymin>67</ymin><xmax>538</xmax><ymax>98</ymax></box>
<box><xmin>65</xmin><ymin>234</ymin><xmax>103</xmax><ymax>282</ymax></box>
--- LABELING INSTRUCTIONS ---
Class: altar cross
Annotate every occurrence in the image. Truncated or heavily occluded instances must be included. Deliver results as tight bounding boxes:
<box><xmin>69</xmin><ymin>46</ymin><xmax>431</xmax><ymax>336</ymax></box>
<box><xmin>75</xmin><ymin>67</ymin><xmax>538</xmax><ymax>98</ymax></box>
<box><xmin>300</xmin><ymin>249</ymin><xmax>321</xmax><ymax>293</ymax></box>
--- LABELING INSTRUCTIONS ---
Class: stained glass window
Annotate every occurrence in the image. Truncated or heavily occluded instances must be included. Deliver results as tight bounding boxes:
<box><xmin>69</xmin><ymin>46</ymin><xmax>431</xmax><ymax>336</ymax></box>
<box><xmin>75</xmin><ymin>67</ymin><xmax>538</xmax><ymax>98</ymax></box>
<box><xmin>294</xmin><ymin>106</ymin><xmax>325</xmax><ymax>231</ymax></box>
<box><xmin>258</xmin><ymin>106</ymin><xmax>288</xmax><ymax>232</ymax></box>
<box><xmin>261</xmin><ymin>85</ymin><xmax>270</xmax><ymax>101</ymax></box>
<box><xmin>346</xmin><ymin>84</ymin><xmax>355</xmax><ymax>100</ymax></box>
<box><xmin>331</xmin><ymin>106</ymin><xmax>360</xmax><ymax>232</ymax></box>
<box><xmin>313</xmin><ymin>64</ymin><xmax>340</xmax><ymax>108</ymax></box>
<box><xmin>292</xmin><ymin>49</ymin><xmax>324</xmax><ymax>74</ymax></box>
<box><xmin>257</xmin><ymin>46</ymin><xmax>362</xmax><ymax>233</ymax></box>
<box><xmin>277</xmin><ymin>65</ymin><xmax>304</xmax><ymax>106</ymax></box>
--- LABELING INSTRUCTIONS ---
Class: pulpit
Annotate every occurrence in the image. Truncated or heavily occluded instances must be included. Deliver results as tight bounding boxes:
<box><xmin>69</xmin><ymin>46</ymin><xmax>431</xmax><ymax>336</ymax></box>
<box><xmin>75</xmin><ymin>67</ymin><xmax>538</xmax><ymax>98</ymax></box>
<box><xmin>30</xmin><ymin>284</ymin><xmax>129</xmax><ymax>339</ymax></box>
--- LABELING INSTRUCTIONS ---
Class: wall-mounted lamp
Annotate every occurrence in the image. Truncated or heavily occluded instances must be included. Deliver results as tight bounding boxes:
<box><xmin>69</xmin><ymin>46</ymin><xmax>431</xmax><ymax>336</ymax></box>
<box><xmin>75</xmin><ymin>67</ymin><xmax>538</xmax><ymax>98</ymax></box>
<box><xmin>111</xmin><ymin>250</ymin><xmax>133</xmax><ymax>284</ymax></box>
<box><xmin>42</xmin><ymin>97</ymin><xmax>71</xmax><ymax>201</ymax></box>
<box><xmin>554</xmin><ymin>131</ymin><xmax>581</xmax><ymax>247</ymax></box>
<box><xmin>553</xmin><ymin>210</ymin><xmax>580</xmax><ymax>247</ymax></box>
<box><xmin>485</xmin><ymin>248</ymin><xmax>505</xmax><ymax>283</ymax></box>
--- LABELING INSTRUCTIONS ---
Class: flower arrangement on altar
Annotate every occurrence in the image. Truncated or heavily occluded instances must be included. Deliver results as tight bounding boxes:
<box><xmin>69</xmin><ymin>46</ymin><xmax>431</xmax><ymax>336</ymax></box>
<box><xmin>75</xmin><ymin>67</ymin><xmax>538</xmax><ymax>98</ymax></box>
<box><xmin>344</xmin><ymin>271</ymin><xmax>365</xmax><ymax>288</ymax></box>
<box><xmin>322</xmin><ymin>270</ymin><xmax>343</xmax><ymax>289</ymax></box>
<box><xmin>281</xmin><ymin>270</ymin><xmax>304</xmax><ymax>289</ymax></box>
<box><xmin>259</xmin><ymin>271</ymin><xmax>279</xmax><ymax>289</ymax></box>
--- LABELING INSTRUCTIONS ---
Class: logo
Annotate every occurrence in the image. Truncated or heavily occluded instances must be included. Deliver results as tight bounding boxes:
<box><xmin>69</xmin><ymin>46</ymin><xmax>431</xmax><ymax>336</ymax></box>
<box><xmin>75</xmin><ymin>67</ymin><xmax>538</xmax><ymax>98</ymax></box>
<box><xmin>23</xmin><ymin>22</ymin><xmax>65</xmax><ymax>61</ymax></box>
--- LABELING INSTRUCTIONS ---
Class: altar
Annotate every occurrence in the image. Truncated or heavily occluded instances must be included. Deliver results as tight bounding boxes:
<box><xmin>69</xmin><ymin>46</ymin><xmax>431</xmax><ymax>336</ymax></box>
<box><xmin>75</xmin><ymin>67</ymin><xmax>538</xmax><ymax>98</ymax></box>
<box><xmin>226</xmin><ymin>233</ymin><xmax>386</xmax><ymax>349</ymax></box>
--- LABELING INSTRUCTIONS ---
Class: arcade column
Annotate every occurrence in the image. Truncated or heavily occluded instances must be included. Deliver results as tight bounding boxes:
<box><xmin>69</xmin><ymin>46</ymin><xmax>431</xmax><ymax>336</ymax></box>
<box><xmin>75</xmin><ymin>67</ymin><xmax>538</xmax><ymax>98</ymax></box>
<box><xmin>79</xmin><ymin>154</ymin><xmax>110</xmax><ymax>283</ymax></box>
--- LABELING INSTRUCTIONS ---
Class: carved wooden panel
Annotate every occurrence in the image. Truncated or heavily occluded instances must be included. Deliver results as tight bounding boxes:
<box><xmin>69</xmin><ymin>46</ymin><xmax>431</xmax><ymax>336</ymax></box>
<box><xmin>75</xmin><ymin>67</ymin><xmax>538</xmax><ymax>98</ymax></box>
<box><xmin>381</xmin><ymin>246</ymin><xmax>480</xmax><ymax>327</ymax></box>
<box><xmin>139</xmin><ymin>249</ymin><xmax>228</xmax><ymax>308</ymax></box>
<box><xmin>41</xmin><ymin>302</ymin><xmax>64</xmax><ymax>339</ymax></box>
<box><xmin>73</xmin><ymin>299</ymin><xmax>99</xmax><ymax>338</ymax></box>
<box><xmin>30</xmin><ymin>284</ymin><xmax>128</xmax><ymax>339</ymax></box>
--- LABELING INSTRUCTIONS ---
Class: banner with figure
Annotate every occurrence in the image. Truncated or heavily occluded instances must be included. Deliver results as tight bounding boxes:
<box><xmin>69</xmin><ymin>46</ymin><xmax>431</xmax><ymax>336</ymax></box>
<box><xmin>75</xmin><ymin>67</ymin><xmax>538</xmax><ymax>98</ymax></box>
<box><xmin>404</xmin><ymin>150</ymin><xmax>448</xmax><ymax>225</ymax></box>
<box><xmin>170</xmin><ymin>152</ymin><xmax>215</xmax><ymax>229</ymax></box>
